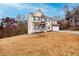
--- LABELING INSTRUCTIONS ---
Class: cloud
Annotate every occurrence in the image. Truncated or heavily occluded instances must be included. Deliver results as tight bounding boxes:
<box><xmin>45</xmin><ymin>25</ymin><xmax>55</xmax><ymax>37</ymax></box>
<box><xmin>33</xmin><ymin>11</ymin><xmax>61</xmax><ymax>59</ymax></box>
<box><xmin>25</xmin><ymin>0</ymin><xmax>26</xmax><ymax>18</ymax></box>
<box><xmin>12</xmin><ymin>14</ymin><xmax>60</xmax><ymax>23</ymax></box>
<box><xmin>64</xmin><ymin>3</ymin><xmax>79</xmax><ymax>11</ymax></box>
<box><xmin>0</xmin><ymin>3</ymin><xmax>65</xmax><ymax>19</ymax></box>
<box><xmin>0</xmin><ymin>9</ymin><xmax>7</xmax><ymax>18</ymax></box>
<box><xmin>1</xmin><ymin>3</ymin><xmax>24</xmax><ymax>9</ymax></box>
<box><xmin>24</xmin><ymin>3</ymin><xmax>57</xmax><ymax>16</ymax></box>
<box><xmin>0</xmin><ymin>10</ymin><xmax>3</xmax><ymax>13</ymax></box>
<box><xmin>0</xmin><ymin>10</ymin><xmax>4</xmax><ymax>16</ymax></box>
<box><xmin>2</xmin><ymin>3</ymin><xmax>78</xmax><ymax>18</ymax></box>
<box><xmin>68</xmin><ymin>3</ymin><xmax>79</xmax><ymax>7</ymax></box>
<box><xmin>1</xmin><ymin>3</ymin><xmax>57</xmax><ymax>16</ymax></box>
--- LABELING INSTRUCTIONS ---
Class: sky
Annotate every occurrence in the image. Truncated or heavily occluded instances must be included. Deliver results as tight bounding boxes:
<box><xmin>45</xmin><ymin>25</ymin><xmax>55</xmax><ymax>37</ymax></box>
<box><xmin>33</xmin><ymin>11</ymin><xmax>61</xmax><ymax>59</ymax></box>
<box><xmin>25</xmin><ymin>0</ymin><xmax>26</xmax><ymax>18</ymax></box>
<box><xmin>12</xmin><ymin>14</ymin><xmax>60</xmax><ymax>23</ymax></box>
<box><xmin>0</xmin><ymin>3</ymin><xmax>79</xmax><ymax>19</ymax></box>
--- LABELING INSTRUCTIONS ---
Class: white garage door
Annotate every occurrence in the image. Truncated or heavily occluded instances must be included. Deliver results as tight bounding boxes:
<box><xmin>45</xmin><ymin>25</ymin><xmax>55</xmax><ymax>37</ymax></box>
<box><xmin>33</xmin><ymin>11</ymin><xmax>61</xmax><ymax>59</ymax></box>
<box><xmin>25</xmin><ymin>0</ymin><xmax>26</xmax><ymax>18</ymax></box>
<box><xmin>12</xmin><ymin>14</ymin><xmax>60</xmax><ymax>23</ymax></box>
<box><xmin>52</xmin><ymin>26</ymin><xmax>59</xmax><ymax>31</ymax></box>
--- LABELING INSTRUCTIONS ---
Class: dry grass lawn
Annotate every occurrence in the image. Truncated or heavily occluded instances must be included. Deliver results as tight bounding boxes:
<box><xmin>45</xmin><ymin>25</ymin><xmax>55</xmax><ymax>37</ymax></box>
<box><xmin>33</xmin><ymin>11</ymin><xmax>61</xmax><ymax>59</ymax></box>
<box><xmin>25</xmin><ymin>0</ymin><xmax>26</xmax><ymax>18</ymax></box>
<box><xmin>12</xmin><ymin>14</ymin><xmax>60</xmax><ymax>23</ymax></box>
<box><xmin>0</xmin><ymin>32</ymin><xmax>79</xmax><ymax>56</ymax></box>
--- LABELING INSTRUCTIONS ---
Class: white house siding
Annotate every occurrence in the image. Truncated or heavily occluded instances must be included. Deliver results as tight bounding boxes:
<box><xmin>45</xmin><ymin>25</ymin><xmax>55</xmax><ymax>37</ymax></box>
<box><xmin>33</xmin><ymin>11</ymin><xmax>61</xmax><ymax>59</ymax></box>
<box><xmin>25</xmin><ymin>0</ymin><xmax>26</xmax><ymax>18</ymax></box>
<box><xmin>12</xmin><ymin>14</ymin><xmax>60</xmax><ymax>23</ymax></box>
<box><xmin>46</xmin><ymin>23</ymin><xmax>52</xmax><ymax>31</ymax></box>
<box><xmin>52</xmin><ymin>25</ymin><xmax>59</xmax><ymax>31</ymax></box>
<box><xmin>45</xmin><ymin>19</ymin><xmax>52</xmax><ymax>31</ymax></box>
<box><xmin>51</xmin><ymin>19</ymin><xmax>60</xmax><ymax>31</ymax></box>
<box><xmin>28</xmin><ymin>14</ymin><xmax>34</xmax><ymax>34</ymax></box>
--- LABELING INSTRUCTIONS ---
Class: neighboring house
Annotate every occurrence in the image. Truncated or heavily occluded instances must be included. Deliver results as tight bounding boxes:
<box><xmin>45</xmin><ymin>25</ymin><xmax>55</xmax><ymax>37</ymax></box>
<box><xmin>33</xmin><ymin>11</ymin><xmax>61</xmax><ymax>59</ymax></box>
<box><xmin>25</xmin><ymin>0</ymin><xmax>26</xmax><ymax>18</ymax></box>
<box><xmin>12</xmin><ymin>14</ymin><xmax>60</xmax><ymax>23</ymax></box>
<box><xmin>27</xmin><ymin>9</ymin><xmax>60</xmax><ymax>34</ymax></box>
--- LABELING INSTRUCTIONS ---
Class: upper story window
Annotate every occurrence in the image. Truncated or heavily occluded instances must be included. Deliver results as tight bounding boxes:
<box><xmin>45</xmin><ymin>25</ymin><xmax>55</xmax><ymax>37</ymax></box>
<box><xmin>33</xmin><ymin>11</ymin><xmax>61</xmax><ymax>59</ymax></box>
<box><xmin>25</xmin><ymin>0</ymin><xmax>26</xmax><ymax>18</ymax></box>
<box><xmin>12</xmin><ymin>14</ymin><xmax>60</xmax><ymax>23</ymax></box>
<box><xmin>41</xmin><ymin>18</ymin><xmax>45</xmax><ymax>22</ymax></box>
<box><xmin>34</xmin><ymin>17</ymin><xmax>39</xmax><ymax>21</ymax></box>
<box><xmin>34</xmin><ymin>26</ymin><xmax>39</xmax><ymax>30</ymax></box>
<box><xmin>52</xmin><ymin>20</ymin><xmax>57</xmax><ymax>24</ymax></box>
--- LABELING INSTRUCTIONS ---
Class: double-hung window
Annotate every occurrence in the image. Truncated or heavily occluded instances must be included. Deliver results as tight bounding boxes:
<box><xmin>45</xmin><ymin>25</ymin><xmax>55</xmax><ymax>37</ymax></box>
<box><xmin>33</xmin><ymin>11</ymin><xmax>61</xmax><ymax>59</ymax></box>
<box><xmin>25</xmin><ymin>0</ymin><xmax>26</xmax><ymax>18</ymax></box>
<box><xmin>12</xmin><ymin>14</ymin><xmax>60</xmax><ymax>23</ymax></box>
<box><xmin>34</xmin><ymin>26</ymin><xmax>39</xmax><ymax>30</ymax></box>
<box><xmin>34</xmin><ymin>17</ymin><xmax>39</xmax><ymax>21</ymax></box>
<box><xmin>41</xmin><ymin>18</ymin><xmax>45</xmax><ymax>22</ymax></box>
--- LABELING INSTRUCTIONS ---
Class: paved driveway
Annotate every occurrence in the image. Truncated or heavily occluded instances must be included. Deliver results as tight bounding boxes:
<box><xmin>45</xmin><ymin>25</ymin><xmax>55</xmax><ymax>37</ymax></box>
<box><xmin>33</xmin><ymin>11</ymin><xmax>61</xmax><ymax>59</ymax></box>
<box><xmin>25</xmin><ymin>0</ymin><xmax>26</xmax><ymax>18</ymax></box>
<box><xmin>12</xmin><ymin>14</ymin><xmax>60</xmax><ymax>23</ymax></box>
<box><xmin>59</xmin><ymin>30</ymin><xmax>79</xmax><ymax>35</ymax></box>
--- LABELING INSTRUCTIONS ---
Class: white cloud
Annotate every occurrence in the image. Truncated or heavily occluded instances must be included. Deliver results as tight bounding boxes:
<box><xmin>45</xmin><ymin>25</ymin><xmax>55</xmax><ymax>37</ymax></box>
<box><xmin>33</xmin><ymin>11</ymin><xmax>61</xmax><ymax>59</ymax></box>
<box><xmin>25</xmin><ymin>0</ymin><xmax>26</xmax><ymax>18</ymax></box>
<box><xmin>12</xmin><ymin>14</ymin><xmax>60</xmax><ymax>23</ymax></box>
<box><xmin>1</xmin><ymin>3</ymin><xmax>23</xmax><ymax>9</ymax></box>
<box><xmin>0</xmin><ymin>3</ymin><xmax>65</xmax><ymax>18</ymax></box>
<box><xmin>0</xmin><ymin>10</ymin><xmax>4</xmax><ymax>16</ymax></box>
<box><xmin>1</xmin><ymin>3</ymin><xmax>57</xmax><ymax>15</ymax></box>
<box><xmin>24</xmin><ymin>4</ymin><xmax>57</xmax><ymax>16</ymax></box>
<box><xmin>0</xmin><ymin>9</ymin><xmax>7</xmax><ymax>18</ymax></box>
<box><xmin>0</xmin><ymin>10</ymin><xmax>3</xmax><ymax>13</ymax></box>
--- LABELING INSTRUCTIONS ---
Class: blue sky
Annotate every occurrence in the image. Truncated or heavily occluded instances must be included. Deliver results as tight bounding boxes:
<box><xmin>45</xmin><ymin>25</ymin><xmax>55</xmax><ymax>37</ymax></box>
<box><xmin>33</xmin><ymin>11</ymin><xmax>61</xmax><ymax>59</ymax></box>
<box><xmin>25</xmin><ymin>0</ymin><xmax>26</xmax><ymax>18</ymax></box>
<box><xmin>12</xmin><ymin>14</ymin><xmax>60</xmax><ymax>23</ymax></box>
<box><xmin>0</xmin><ymin>3</ymin><xmax>79</xmax><ymax>19</ymax></box>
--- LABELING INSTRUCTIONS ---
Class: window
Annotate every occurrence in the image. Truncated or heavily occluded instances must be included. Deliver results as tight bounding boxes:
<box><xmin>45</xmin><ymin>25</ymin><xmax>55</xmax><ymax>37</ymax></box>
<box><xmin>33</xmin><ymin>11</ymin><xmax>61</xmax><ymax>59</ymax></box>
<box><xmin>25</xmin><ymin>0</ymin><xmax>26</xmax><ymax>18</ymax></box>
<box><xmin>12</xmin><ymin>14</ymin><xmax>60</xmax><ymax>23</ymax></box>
<box><xmin>34</xmin><ymin>17</ymin><xmax>39</xmax><ymax>21</ymax></box>
<box><xmin>34</xmin><ymin>26</ymin><xmax>39</xmax><ymax>30</ymax></box>
<box><xmin>53</xmin><ymin>20</ymin><xmax>57</xmax><ymax>24</ymax></box>
<box><xmin>41</xmin><ymin>18</ymin><xmax>45</xmax><ymax>22</ymax></box>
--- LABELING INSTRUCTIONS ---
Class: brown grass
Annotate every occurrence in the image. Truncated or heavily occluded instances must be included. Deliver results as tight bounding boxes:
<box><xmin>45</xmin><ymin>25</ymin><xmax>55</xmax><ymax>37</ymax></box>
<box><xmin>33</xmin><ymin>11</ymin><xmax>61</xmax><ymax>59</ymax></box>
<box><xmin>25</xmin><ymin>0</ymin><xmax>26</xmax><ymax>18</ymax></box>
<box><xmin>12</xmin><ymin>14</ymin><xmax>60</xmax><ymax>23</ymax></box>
<box><xmin>0</xmin><ymin>32</ymin><xmax>79</xmax><ymax>56</ymax></box>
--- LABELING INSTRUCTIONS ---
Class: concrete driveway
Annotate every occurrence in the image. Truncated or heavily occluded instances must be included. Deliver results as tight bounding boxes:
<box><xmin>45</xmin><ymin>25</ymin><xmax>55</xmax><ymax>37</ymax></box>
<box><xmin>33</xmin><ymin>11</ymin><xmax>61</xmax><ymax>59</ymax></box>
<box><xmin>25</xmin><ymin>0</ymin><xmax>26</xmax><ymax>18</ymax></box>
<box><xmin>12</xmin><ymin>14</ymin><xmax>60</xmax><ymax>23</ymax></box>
<box><xmin>59</xmin><ymin>30</ymin><xmax>79</xmax><ymax>35</ymax></box>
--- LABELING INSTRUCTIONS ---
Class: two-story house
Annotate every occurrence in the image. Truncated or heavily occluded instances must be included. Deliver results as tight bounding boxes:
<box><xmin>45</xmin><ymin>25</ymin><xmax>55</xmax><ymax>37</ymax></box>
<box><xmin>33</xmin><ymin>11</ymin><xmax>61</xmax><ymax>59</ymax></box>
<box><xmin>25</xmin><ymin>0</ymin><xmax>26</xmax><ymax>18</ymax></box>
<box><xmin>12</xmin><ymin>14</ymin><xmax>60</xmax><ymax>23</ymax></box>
<box><xmin>27</xmin><ymin>9</ymin><xmax>59</xmax><ymax>34</ymax></box>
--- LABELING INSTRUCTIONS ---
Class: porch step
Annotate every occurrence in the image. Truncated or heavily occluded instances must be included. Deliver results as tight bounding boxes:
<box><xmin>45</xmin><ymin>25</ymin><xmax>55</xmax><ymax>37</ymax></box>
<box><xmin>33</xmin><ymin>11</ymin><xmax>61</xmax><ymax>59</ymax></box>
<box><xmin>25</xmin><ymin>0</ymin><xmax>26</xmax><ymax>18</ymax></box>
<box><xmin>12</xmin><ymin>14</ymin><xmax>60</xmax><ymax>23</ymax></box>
<box><xmin>32</xmin><ymin>31</ymin><xmax>44</xmax><ymax>34</ymax></box>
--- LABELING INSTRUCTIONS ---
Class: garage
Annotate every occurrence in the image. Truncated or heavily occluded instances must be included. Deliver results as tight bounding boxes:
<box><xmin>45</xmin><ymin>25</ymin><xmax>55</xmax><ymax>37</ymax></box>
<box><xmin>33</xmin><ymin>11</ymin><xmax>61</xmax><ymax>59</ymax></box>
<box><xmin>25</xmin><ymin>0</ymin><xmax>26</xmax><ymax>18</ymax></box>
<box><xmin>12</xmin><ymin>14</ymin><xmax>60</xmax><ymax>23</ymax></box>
<box><xmin>52</xmin><ymin>24</ymin><xmax>60</xmax><ymax>31</ymax></box>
